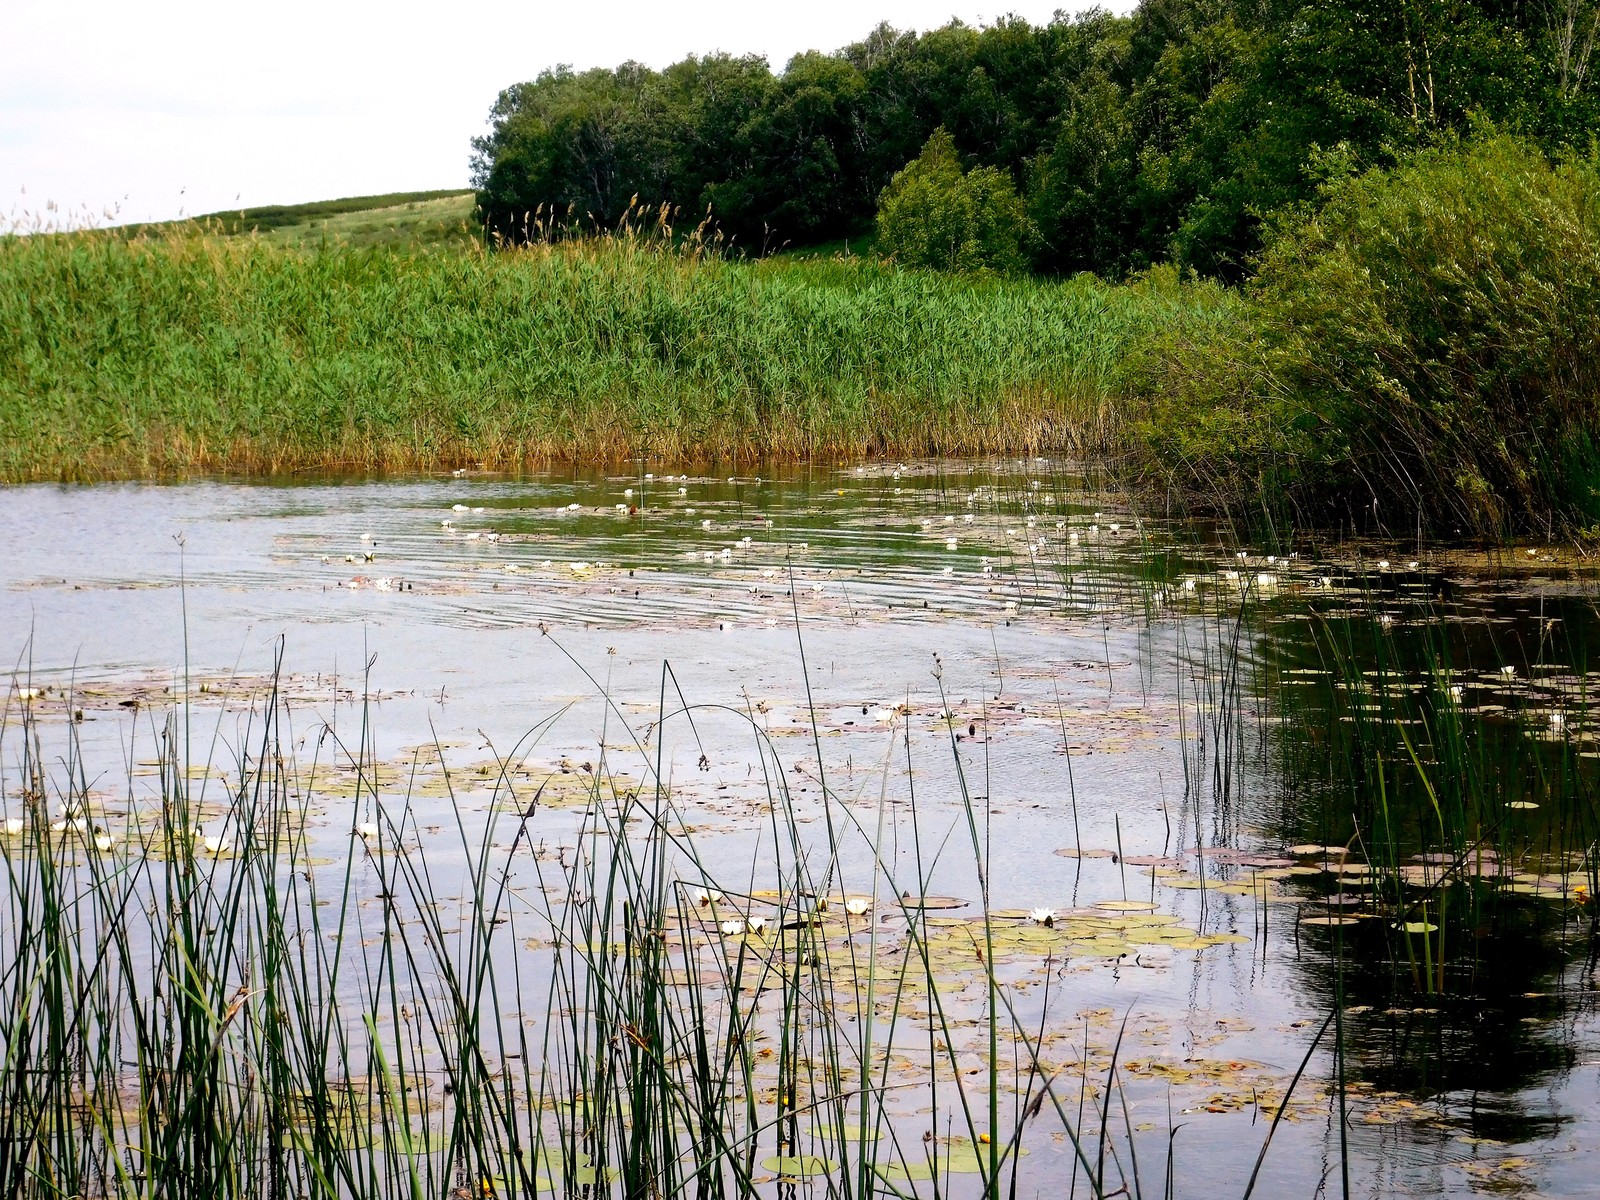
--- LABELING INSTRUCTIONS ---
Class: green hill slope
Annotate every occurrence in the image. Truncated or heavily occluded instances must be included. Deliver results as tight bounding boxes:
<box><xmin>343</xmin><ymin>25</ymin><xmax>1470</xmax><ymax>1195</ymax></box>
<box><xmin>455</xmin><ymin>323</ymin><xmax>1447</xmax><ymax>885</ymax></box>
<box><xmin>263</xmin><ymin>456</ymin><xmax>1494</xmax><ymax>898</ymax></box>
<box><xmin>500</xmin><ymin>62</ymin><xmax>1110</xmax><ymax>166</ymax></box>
<box><xmin>127</xmin><ymin>190</ymin><xmax>481</xmax><ymax>249</ymax></box>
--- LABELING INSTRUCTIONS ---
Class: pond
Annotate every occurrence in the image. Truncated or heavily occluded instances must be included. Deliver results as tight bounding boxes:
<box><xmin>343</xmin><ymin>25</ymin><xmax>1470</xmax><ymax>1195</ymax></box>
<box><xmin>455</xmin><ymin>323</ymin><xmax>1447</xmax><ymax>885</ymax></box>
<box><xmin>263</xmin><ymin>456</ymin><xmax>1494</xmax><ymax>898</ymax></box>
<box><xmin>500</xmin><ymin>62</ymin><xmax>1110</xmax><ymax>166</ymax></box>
<box><xmin>2</xmin><ymin>459</ymin><xmax>1599</xmax><ymax>1198</ymax></box>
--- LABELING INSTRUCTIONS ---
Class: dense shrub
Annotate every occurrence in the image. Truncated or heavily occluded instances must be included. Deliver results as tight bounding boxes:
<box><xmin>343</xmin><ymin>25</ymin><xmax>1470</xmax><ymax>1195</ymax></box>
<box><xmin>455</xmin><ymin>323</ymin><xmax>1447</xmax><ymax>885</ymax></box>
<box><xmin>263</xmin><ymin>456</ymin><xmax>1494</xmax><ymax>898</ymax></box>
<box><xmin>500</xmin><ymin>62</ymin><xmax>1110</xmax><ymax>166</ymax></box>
<box><xmin>875</xmin><ymin>130</ymin><xmax>1032</xmax><ymax>274</ymax></box>
<box><xmin>1130</xmin><ymin>136</ymin><xmax>1600</xmax><ymax>535</ymax></box>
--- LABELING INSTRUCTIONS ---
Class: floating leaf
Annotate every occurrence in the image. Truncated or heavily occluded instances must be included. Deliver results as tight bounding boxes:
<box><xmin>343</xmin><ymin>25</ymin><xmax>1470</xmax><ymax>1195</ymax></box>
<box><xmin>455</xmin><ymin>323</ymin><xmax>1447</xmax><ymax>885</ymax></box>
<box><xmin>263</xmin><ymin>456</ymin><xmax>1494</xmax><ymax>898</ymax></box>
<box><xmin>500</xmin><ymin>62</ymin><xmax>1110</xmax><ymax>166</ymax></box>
<box><xmin>899</xmin><ymin>895</ymin><xmax>967</xmax><ymax>910</ymax></box>
<box><xmin>761</xmin><ymin>1155</ymin><xmax>835</xmax><ymax>1177</ymax></box>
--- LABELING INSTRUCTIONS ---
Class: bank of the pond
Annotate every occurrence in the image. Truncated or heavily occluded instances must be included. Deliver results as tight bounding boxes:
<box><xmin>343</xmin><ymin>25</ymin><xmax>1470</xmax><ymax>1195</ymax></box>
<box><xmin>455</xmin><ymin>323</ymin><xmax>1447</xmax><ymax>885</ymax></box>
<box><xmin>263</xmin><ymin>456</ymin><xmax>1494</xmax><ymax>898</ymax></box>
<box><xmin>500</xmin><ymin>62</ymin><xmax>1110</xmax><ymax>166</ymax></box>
<box><xmin>0</xmin><ymin>231</ymin><xmax>1226</xmax><ymax>480</ymax></box>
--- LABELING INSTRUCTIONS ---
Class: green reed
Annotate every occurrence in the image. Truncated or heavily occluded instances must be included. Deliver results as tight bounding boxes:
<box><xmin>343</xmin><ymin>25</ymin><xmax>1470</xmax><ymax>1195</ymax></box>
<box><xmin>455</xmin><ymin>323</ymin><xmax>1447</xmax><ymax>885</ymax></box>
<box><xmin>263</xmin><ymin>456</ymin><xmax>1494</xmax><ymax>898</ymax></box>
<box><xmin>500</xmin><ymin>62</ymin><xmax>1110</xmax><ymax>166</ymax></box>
<box><xmin>0</xmin><ymin>221</ymin><xmax>1228</xmax><ymax>482</ymax></box>
<box><xmin>2</xmin><ymin>625</ymin><xmax>1261</xmax><ymax>1200</ymax></box>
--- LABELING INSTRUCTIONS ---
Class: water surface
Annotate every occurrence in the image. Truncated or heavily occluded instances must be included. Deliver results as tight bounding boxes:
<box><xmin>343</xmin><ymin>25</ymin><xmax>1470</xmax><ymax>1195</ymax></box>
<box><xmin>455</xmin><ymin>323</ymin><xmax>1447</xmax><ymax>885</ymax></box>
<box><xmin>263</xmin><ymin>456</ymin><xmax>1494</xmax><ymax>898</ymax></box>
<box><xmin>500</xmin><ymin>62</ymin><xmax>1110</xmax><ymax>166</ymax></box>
<box><xmin>4</xmin><ymin>460</ymin><xmax>1600</xmax><ymax>1197</ymax></box>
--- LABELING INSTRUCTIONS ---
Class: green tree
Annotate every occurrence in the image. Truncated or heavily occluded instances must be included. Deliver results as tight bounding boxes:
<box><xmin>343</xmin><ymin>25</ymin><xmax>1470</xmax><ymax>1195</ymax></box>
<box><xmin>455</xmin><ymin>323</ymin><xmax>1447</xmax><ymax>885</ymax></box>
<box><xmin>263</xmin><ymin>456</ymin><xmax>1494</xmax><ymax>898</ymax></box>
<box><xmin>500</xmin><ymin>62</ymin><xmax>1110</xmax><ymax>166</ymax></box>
<box><xmin>875</xmin><ymin>130</ymin><xmax>1031</xmax><ymax>272</ymax></box>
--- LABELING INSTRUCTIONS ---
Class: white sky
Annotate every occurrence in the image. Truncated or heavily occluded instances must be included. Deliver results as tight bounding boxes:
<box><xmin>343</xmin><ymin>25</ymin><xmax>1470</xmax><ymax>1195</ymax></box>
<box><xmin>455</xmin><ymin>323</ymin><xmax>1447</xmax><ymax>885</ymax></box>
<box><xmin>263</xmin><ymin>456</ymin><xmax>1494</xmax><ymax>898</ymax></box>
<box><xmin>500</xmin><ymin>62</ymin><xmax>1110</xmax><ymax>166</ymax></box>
<box><xmin>2</xmin><ymin>1</ymin><xmax>1123</xmax><ymax>228</ymax></box>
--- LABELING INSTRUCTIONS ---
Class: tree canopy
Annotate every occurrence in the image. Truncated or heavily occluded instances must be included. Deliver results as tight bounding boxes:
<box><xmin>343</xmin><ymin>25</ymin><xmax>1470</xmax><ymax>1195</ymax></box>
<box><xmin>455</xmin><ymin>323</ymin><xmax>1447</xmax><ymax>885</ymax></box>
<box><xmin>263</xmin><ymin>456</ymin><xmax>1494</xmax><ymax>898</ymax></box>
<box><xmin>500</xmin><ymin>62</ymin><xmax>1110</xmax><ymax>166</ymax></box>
<box><xmin>472</xmin><ymin>0</ymin><xmax>1600</xmax><ymax>278</ymax></box>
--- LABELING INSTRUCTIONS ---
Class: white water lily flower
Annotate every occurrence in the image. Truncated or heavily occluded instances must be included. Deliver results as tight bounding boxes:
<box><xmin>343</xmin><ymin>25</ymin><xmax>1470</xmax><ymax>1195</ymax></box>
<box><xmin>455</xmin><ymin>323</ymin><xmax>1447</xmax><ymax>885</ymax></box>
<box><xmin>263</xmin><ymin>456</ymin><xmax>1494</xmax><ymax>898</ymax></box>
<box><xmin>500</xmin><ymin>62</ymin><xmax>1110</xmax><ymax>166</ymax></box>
<box><xmin>357</xmin><ymin>823</ymin><xmax>380</xmax><ymax>840</ymax></box>
<box><xmin>1376</xmin><ymin>560</ymin><xmax>1390</xmax><ymax>569</ymax></box>
<box><xmin>717</xmin><ymin>918</ymin><xmax>743</xmax><ymax>936</ymax></box>
<box><xmin>3</xmin><ymin>818</ymin><xmax>22</xmax><ymax>835</ymax></box>
<box><xmin>201</xmin><ymin>834</ymin><xmax>232</xmax><ymax>856</ymax></box>
<box><xmin>693</xmin><ymin>888</ymin><xmax>722</xmax><ymax>907</ymax></box>
<box><xmin>1500</xmin><ymin>665</ymin><xmax>1518</xmax><ymax>678</ymax></box>
<box><xmin>94</xmin><ymin>834</ymin><xmax>114</xmax><ymax>852</ymax></box>
<box><xmin>844</xmin><ymin>897</ymin><xmax>872</xmax><ymax>916</ymax></box>
<box><xmin>1028</xmin><ymin>907</ymin><xmax>1056</xmax><ymax>927</ymax></box>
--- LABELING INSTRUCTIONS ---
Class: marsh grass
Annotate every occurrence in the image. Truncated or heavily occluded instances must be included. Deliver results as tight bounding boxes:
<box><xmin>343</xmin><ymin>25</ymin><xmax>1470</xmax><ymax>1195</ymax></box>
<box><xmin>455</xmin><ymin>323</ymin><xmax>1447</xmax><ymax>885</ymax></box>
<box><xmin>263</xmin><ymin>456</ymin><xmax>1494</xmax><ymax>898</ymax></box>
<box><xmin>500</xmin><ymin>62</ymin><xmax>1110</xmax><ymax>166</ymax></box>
<box><xmin>1</xmin><ymin>621</ymin><xmax>1269</xmax><ymax>1200</ymax></box>
<box><xmin>0</xmin><ymin>220</ymin><xmax>1227</xmax><ymax>481</ymax></box>
<box><xmin>1211</xmin><ymin>562</ymin><xmax>1600</xmax><ymax>1017</ymax></box>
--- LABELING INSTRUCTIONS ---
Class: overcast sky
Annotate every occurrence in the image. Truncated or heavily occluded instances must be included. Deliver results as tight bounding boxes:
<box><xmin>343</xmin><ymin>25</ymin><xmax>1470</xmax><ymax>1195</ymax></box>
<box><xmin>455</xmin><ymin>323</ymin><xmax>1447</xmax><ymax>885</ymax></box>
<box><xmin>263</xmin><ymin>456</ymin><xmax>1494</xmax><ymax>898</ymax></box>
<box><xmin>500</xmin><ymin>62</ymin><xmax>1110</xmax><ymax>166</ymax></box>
<box><xmin>2</xmin><ymin>1</ymin><xmax>1125</xmax><ymax>229</ymax></box>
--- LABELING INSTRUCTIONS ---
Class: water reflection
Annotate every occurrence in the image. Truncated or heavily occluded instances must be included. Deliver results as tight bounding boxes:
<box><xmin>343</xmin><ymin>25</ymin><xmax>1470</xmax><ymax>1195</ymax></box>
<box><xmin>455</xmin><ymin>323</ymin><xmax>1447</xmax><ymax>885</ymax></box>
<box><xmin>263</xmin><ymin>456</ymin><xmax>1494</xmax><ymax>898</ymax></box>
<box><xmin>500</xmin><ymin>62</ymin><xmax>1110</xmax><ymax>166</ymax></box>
<box><xmin>4</xmin><ymin>460</ymin><xmax>1600</xmax><ymax>1194</ymax></box>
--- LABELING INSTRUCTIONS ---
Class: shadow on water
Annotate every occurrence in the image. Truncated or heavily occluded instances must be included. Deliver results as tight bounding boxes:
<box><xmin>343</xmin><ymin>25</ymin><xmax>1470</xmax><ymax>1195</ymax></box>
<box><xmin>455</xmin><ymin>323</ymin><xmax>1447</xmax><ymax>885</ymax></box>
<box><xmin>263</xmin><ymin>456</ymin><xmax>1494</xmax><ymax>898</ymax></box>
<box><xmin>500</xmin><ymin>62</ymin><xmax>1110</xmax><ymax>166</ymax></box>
<box><xmin>1229</xmin><ymin>553</ymin><xmax>1600</xmax><ymax>1146</ymax></box>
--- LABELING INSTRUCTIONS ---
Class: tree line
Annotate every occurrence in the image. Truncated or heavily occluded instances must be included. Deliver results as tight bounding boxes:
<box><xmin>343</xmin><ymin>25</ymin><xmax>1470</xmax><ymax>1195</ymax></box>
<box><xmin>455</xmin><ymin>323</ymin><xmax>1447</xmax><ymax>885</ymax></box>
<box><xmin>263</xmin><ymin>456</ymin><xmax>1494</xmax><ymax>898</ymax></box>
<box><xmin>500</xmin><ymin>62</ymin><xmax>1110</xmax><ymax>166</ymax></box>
<box><xmin>472</xmin><ymin>0</ymin><xmax>1600</xmax><ymax>279</ymax></box>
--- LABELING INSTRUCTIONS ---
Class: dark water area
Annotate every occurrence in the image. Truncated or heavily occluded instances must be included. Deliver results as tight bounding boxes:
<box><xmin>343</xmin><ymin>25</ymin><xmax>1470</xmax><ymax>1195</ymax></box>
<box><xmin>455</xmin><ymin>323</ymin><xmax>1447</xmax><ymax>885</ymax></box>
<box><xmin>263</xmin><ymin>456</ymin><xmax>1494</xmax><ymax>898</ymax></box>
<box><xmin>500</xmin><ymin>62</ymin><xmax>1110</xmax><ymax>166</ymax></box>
<box><xmin>4</xmin><ymin>460</ymin><xmax>1600</xmax><ymax>1196</ymax></box>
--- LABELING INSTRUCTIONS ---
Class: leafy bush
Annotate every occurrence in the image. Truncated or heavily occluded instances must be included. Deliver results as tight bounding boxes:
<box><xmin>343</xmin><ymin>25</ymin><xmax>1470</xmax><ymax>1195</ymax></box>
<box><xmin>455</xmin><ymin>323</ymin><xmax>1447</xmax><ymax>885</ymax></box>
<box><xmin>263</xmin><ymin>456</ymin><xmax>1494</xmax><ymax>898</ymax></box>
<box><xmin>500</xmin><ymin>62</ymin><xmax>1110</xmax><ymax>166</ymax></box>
<box><xmin>875</xmin><ymin>130</ymin><xmax>1032</xmax><ymax>274</ymax></box>
<box><xmin>1129</xmin><ymin>135</ymin><xmax>1600</xmax><ymax>535</ymax></box>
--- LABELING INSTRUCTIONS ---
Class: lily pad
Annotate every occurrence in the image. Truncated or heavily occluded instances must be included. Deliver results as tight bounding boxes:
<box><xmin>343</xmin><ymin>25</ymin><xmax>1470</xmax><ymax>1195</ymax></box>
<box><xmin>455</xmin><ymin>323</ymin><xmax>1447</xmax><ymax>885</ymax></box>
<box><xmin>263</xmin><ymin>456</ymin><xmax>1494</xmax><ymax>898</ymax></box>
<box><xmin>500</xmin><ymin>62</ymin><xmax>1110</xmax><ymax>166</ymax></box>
<box><xmin>899</xmin><ymin>895</ymin><xmax>967</xmax><ymax>910</ymax></box>
<box><xmin>761</xmin><ymin>1155</ymin><xmax>835</xmax><ymax>1177</ymax></box>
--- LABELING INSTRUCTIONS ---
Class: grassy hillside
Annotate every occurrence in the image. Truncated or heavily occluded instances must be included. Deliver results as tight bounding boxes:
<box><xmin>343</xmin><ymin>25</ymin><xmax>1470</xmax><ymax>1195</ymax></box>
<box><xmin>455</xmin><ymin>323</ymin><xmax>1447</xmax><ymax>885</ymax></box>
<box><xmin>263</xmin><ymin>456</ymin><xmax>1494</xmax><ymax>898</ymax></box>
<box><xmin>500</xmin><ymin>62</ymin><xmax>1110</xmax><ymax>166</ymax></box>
<box><xmin>0</xmin><ymin>227</ymin><xmax>1226</xmax><ymax>479</ymax></box>
<box><xmin>118</xmin><ymin>190</ymin><xmax>481</xmax><ymax>250</ymax></box>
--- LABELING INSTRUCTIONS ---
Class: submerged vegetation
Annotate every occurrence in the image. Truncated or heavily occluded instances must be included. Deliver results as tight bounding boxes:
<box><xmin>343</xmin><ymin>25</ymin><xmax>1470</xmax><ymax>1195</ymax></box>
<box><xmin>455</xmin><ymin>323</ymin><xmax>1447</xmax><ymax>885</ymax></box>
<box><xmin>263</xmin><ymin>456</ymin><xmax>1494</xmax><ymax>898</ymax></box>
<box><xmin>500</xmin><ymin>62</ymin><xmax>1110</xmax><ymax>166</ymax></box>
<box><xmin>5</xmin><ymin>459</ymin><xmax>1600</xmax><ymax>1194</ymax></box>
